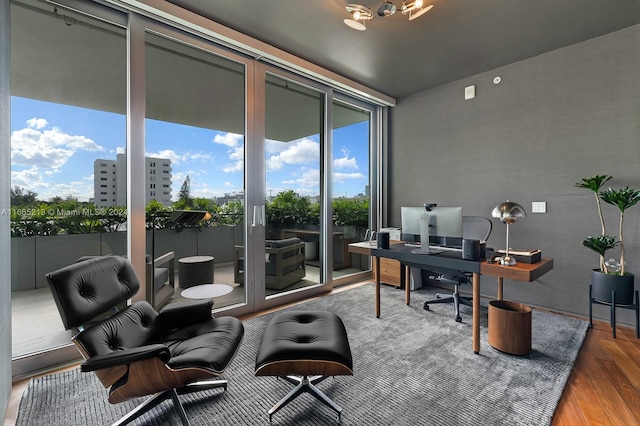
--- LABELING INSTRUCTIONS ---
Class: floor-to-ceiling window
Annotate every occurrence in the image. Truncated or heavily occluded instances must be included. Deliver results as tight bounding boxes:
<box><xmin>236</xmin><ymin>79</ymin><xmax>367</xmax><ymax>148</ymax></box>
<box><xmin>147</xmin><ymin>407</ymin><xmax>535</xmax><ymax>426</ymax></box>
<box><xmin>144</xmin><ymin>31</ymin><xmax>247</xmax><ymax>310</ymax></box>
<box><xmin>263</xmin><ymin>73</ymin><xmax>325</xmax><ymax>294</ymax></box>
<box><xmin>332</xmin><ymin>99</ymin><xmax>375</xmax><ymax>282</ymax></box>
<box><xmin>10</xmin><ymin>0</ymin><xmax>127</xmax><ymax>375</ymax></box>
<box><xmin>8</xmin><ymin>0</ymin><xmax>383</xmax><ymax>378</ymax></box>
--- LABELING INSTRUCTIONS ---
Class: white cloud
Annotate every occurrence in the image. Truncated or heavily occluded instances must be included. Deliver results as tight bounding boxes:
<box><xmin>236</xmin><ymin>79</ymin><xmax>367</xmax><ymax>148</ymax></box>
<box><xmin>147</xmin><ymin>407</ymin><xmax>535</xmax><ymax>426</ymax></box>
<box><xmin>333</xmin><ymin>171</ymin><xmax>366</xmax><ymax>184</ymax></box>
<box><xmin>26</xmin><ymin>117</ymin><xmax>48</xmax><ymax>129</ymax></box>
<box><xmin>11</xmin><ymin>167</ymin><xmax>45</xmax><ymax>189</ymax></box>
<box><xmin>266</xmin><ymin>139</ymin><xmax>285</xmax><ymax>154</ymax></box>
<box><xmin>146</xmin><ymin>149</ymin><xmax>212</xmax><ymax>166</ymax></box>
<box><xmin>184</xmin><ymin>152</ymin><xmax>213</xmax><ymax>162</ymax></box>
<box><xmin>334</xmin><ymin>147</ymin><xmax>358</xmax><ymax>170</ymax></box>
<box><xmin>229</xmin><ymin>145</ymin><xmax>244</xmax><ymax>161</ymax></box>
<box><xmin>213</xmin><ymin>132</ymin><xmax>243</xmax><ymax>148</ymax></box>
<box><xmin>223</xmin><ymin>160</ymin><xmax>244</xmax><ymax>173</ymax></box>
<box><xmin>210</xmin><ymin>132</ymin><xmax>244</xmax><ymax>173</ymax></box>
<box><xmin>11</xmin><ymin>167</ymin><xmax>94</xmax><ymax>201</ymax></box>
<box><xmin>11</xmin><ymin>120</ymin><xmax>103</xmax><ymax>169</ymax></box>
<box><xmin>283</xmin><ymin>168</ymin><xmax>319</xmax><ymax>188</ymax></box>
<box><xmin>267</xmin><ymin>138</ymin><xmax>319</xmax><ymax>171</ymax></box>
<box><xmin>146</xmin><ymin>149</ymin><xmax>180</xmax><ymax>163</ymax></box>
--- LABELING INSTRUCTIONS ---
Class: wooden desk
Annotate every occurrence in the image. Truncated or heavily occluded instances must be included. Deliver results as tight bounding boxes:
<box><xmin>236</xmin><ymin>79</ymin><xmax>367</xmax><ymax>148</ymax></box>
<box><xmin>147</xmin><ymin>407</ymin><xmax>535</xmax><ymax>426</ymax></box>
<box><xmin>353</xmin><ymin>242</ymin><xmax>554</xmax><ymax>354</ymax></box>
<box><xmin>347</xmin><ymin>240</ymin><xmax>376</xmax><ymax>255</ymax></box>
<box><xmin>348</xmin><ymin>241</ymin><xmax>403</xmax><ymax>287</ymax></box>
<box><xmin>481</xmin><ymin>258</ymin><xmax>553</xmax><ymax>300</ymax></box>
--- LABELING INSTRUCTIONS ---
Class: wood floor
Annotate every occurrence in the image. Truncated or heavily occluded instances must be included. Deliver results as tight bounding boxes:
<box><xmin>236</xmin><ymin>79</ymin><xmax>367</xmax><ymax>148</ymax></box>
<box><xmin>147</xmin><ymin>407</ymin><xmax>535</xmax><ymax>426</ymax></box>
<box><xmin>552</xmin><ymin>319</ymin><xmax>640</xmax><ymax>425</ymax></box>
<box><xmin>5</xmin><ymin>285</ymin><xmax>640</xmax><ymax>425</ymax></box>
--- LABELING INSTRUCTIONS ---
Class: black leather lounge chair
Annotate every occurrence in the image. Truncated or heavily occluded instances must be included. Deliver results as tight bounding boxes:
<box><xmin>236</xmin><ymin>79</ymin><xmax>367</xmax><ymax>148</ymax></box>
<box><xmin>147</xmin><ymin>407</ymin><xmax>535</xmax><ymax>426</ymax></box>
<box><xmin>46</xmin><ymin>255</ymin><xmax>244</xmax><ymax>426</ymax></box>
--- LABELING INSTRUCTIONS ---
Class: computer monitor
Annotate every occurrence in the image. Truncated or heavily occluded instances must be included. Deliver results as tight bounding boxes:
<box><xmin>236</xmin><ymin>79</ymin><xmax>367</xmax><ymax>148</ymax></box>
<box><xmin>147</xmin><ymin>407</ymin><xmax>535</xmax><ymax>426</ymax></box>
<box><xmin>401</xmin><ymin>206</ymin><xmax>463</xmax><ymax>247</ymax></box>
<box><xmin>401</xmin><ymin>206</ymin><xmax>427</xmax><ymax>243</ymax></box>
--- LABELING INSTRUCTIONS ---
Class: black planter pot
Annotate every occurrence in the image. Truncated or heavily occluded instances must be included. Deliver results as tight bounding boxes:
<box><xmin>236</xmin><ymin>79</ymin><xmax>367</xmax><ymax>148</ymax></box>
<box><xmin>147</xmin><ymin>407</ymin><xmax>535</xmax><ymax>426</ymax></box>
<box><xmin>591</xmin><ymin>269</ymin><xmax>635</xmax><ymax>305</ymax></box>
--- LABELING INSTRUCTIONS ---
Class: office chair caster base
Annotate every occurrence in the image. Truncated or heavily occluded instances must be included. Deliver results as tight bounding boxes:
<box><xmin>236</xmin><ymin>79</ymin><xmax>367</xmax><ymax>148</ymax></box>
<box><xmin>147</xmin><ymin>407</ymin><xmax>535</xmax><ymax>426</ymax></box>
<box><xmin>455</xmin><ymin>315</ymin><xmax>462</xmax><ymax>323</ymax></box>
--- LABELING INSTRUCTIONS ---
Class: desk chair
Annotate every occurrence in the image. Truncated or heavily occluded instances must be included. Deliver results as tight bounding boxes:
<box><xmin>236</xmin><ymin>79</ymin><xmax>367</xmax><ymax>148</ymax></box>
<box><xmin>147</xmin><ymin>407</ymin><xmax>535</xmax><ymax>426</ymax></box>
<box><xmin>423</xmin><ymin>216</ymin><xmax>492</xmax><ymax>322</ymax></box>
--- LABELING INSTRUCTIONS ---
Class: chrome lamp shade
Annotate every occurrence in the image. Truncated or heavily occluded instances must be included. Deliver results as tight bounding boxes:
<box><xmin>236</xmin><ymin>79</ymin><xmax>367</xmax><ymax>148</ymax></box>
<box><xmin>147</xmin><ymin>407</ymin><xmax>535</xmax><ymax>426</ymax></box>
<box><xmin>491</xmin><ymin>201</ymin><xmax>526</xmax><ymax>266</ymax></box>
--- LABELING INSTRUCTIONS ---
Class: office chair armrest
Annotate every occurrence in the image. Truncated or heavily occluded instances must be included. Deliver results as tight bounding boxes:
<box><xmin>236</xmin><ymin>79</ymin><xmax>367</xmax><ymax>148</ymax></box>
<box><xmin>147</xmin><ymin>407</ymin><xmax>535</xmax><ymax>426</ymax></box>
<box><xmin>158</xmin><ymin>299</ymin><xmax>214</xmax><ymax>330</ymax></box>
<box><xmin>80</xmin><ymin>344</ymin><xmax>170</xmax><ymax>372</ymax></box>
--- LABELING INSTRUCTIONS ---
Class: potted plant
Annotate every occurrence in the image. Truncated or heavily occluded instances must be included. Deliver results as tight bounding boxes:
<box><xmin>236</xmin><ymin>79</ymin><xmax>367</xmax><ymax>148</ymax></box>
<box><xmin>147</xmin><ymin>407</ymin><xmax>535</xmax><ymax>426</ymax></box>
<box><xmin>576</xmin><ymin>175</ymin><xmax>640</xmax><ymax>304</ymax></box>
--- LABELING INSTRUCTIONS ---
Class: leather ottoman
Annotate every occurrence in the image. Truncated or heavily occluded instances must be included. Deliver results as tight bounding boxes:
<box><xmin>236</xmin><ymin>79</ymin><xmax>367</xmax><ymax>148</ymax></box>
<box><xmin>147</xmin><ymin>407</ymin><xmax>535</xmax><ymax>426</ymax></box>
<box><xmin>255</xmin><ymin>310</ymin><xmax>353</xmax><ymax>420</ymax></box>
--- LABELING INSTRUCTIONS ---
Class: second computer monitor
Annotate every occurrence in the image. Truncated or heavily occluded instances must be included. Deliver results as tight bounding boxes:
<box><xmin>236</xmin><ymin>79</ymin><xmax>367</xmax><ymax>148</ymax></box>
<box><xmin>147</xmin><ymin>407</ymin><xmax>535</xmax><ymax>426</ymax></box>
<box><xmin>400</xmin><ymin>206</ymin><xmax>463</xmax><ymax>246</ymax></box>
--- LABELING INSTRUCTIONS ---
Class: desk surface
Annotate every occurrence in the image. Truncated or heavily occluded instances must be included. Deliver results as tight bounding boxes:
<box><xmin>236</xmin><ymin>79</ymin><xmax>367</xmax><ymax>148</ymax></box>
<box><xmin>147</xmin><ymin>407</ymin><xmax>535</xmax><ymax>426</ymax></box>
<box><xmin>352</xmin><ymin>240</ymin><xmax>554</xmax><ymax>354</ymax></box>
<box><xmin>481</xmin><ymin>258</ymin><xmax>553</xmax><ymax>282</ymax></box>
<box><xmin>348</xmin><ymin>240</ymin><xmax>377</xmax><ymax>255</ymax></box>
<box><xmin>350</xmin><ymin>242</ymin><xmax>552</xmax><ymax>281</ymax></box>
<box><xmin>371</xmin><ymin>243</ymin><xmax>481</xmax><ymax>274</ymax></box>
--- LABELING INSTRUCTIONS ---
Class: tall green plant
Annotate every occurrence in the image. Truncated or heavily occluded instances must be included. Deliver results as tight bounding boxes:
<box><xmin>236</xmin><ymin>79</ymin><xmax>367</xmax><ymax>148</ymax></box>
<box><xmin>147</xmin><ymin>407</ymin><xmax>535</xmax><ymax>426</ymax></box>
<box><xmin>575</xmin><ymin>175</ymin><xmax>612</xmax><ymax>272</ymax></box>
<box><xmin>576</xmin><ymin>175</ymin><xmax>640</xmax><ymax>275</ymax></box>
<box><xmin>600</xmin><ymin>187</ymin><xmax>640</xmax><ymax>275</ymax></box>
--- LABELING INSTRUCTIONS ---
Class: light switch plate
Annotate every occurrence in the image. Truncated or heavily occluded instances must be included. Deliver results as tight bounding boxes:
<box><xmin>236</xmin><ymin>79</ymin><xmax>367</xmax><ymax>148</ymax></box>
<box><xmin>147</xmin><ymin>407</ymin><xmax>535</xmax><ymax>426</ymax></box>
<box><xmin>464</xmin><ymin>85</ymin><xmax>475</xmax><ymax>100</ymax></box>
<box><xmin>532</xmin><ymin>201</ymin><xmax>546</xmax><ymax>213</ymax></box>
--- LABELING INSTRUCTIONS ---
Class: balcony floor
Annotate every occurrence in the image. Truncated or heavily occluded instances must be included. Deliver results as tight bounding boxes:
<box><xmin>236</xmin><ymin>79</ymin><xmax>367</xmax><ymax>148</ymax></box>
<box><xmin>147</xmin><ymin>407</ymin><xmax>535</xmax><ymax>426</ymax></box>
<box><xmin>11</xmin><ymin>261</ymin><xmax>361</xmax><ymax>358</ymax></box>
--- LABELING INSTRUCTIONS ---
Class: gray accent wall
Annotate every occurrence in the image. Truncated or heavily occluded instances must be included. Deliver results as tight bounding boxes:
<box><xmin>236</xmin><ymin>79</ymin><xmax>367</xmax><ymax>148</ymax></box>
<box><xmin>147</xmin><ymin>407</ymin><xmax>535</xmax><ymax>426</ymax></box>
<box><xmin>388</xmin><ymin>24</ymin><xmax>640</xmax><ymax>324</ymax></box>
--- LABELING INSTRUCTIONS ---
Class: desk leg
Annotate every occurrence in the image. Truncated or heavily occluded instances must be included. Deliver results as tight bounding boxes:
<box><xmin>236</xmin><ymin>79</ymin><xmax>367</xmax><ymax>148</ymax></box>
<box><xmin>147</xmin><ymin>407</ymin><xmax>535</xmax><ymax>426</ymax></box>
<box><xmin>404</xmin><ymin>264</ymin><xmax>411</xmax><ymax>305</ymax></box>
<box><xmin>375</xmin><ymin>256</ymin><xmax>381</xmax><ymax>318</ymax></box>
<box><xmin>472</xmin><ymin>272</ymin><xmax>480</xmax><ymax>354</ymax></box>
<box><xmin>497</xmin><ymin>277</ymin><xmax>504</xmax><ymax>301</ymax></box>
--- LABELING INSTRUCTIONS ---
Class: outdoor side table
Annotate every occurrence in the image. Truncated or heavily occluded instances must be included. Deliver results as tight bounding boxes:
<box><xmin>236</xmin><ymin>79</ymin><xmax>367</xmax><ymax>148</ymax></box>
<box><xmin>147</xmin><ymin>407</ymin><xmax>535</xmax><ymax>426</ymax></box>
<box><xmin>178</xmin><ymin>255</ymin><xmax>214</xmax><ymax>289</ymax></box>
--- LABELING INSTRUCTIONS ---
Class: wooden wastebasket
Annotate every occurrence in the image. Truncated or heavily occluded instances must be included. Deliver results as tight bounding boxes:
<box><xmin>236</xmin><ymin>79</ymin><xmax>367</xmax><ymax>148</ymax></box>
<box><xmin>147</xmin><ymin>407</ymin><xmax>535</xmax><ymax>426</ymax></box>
<box><xmin>488</xmin><ymin>300</ymin><xmax>532</xmax><ymax>355</ymax></box>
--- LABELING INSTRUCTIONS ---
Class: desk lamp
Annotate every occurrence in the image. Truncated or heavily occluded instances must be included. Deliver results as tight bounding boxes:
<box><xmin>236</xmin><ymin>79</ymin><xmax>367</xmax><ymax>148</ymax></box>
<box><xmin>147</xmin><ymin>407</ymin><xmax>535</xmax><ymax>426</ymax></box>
<box><xmin>491</xmin><ymin>201</ymin><xmax>526</xmax><ymax>266</ymax></box>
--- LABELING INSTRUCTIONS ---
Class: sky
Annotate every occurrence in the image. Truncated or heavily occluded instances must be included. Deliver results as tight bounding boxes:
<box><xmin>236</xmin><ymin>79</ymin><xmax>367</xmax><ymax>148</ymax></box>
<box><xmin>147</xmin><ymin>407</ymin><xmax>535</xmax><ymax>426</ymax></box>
<box><xmin>10</xmin><ymin>96</ymin><xmax>370</xmax><ymax>203</ymax></box>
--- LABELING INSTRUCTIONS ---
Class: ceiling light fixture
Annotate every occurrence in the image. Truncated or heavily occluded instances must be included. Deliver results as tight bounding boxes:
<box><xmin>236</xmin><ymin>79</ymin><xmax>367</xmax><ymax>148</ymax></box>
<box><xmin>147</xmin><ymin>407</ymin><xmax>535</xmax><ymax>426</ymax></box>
<box><xmin>345</xmin><ymin>1</ymin><xmax>433</xmax><ymax>30</ymax></box>
<box><xmin>344</xmin><ymin>4</ymin><xmax>374</xmax><ymax>31</ymax></box>
<box><xmin>377</xmin><ymin>1</ymin><xmax>397</xmax><ymax>17</ymax></box>
<box><xmin>401</xmin><ymin>0</ymin><xmax>434</xmax><ymax>21</ymax></box>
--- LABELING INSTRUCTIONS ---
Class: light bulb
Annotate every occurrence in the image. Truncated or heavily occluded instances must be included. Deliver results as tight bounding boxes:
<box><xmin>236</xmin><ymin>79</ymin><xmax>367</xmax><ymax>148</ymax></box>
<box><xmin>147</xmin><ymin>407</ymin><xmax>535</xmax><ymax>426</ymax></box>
<box><xmin>353</xmin><ymin>11</ymin><xmax>361</xmax><ymax>20</ymax></box>
<box><xmin>415</xmin><ymin>0</ymin><xmax>424</xmax><ymax>8</ymax></box>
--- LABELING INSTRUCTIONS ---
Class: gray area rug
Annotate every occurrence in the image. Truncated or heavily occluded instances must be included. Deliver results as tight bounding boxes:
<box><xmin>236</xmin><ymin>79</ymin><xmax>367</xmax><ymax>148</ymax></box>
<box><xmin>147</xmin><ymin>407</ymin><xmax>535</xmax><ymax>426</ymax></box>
<box><xmin>16</xmin><ymin>284</ymin><xmax>588</xmax><ymax>426</ymax></box>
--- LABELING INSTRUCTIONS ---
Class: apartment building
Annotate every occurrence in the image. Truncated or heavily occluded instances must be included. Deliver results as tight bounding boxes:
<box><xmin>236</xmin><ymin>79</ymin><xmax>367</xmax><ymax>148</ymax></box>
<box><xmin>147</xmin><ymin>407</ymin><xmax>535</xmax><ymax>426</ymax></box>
<box><xmin>94</xmin><ymin>154</ymin><xmax>172</xmax><ymax>207</ymax></box>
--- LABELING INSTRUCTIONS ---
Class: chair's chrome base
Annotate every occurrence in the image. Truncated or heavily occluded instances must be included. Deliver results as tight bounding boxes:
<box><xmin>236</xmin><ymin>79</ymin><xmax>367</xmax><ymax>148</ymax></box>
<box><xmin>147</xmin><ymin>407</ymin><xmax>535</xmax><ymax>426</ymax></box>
<box><xmin>268</xmin><ymin>375</ymin><xmax>342</xmax><ymax>421</ymax></box>
<box><xmin>423</xmin><ymin>283</ymin><xmax>472</xmax><ymax>322</ymax></box>
<box><xmin>111</xmin><ymin>379</ymin><xmax>228</xmax><ymax>426</ymax></box>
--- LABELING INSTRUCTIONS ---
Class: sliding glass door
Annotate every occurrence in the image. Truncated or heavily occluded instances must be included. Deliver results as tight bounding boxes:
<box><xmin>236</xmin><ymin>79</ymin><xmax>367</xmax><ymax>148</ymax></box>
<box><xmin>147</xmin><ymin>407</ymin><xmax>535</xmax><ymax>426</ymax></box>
<box><xmin>262</xmin><ymin>73</ymin><xmax>325</xmax><ymax>296</ymax></box>
<box><xmin>9</xmin><ymin>0</ymin><xmax>382</xmax><ymax>377</ymax></box>
<box><xmin>144</xmin><ymin>31</ymin><xmax>247</xmax><ymax>310</ymax></box>
<box><xmin>10</xmin><ymin>0</ymin><xmax>128</xmax><ymax>374</ymax></box>
<box><xmin>332</xmin><ymin>99</ymin><xmax>375</xmax><ymax>283</ymax></box>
